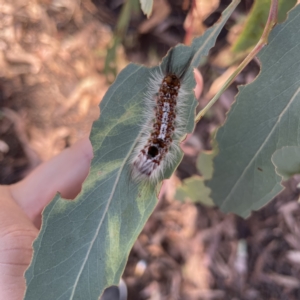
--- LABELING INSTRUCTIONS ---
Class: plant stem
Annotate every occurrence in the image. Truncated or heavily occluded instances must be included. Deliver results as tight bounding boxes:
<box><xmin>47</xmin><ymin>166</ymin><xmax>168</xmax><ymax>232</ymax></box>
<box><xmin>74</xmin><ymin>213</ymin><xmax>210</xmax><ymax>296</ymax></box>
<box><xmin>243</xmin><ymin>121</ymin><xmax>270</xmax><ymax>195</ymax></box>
<box><xmin>194</xmin><ymin>0</ymin><xmax>279</xmax><ymax>123</ymax></box>
<box><xmin>105</xmin><ymin>0</ymin><xmax>138</xmax><ymax>82</ymax></box>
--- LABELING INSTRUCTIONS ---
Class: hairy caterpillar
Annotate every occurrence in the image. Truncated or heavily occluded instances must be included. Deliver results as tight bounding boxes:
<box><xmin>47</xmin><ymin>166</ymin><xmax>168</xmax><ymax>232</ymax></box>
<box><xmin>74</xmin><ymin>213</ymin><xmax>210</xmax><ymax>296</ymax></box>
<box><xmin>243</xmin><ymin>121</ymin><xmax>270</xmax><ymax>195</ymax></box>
<box><xmin>131</xmin><ymin>49</ymin><xmax>193</xmax><ymax>183</ymax></box>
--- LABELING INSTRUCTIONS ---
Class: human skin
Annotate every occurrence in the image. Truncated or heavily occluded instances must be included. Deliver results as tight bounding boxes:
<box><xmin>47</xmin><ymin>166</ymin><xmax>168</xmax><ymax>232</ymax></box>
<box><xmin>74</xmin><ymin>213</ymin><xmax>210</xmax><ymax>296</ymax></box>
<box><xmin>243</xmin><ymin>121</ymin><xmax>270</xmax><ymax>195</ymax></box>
<box><xmin>0</xmin><ymin>137</ymin><xmax>93</xmax><ymax>300</ymax></box>
<box><xmin>0</xmin><ymin>69</ymin><xmax>203</xmax><ymax>300</ymax></box>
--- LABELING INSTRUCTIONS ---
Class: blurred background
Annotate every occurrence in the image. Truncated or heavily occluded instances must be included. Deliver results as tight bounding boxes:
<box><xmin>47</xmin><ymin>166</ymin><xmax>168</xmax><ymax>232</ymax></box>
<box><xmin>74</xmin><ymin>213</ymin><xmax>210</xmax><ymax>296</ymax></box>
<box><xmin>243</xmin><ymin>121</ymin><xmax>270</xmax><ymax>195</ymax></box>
<box><xmin>1</xmin><ymin>0</ymin><xmax>300</xmax><ymax>299</ymax></box>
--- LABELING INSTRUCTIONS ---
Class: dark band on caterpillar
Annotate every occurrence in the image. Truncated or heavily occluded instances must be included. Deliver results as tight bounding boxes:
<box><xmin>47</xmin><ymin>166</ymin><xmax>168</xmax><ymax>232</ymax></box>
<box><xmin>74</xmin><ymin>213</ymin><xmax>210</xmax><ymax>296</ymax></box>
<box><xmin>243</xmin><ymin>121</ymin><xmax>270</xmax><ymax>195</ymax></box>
<box><xmin>131</xmin><ymin>49</ymin><xmax>193</xmax><ymax>183</ymax></box>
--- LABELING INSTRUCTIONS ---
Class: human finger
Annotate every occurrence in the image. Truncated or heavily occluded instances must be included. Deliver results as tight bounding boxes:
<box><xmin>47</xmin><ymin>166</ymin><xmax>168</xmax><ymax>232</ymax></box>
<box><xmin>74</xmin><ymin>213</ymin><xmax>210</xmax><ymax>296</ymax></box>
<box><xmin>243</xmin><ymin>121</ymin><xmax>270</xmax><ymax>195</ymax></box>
<box><xmin>9</xmin><ymin>137</ymin><xmax>93</xmax><ymax>225</ymax></box>
<box><xmin>0</xmin><ymin>186</ymin><xmax>38</xmax><ymax>300</ymax></box>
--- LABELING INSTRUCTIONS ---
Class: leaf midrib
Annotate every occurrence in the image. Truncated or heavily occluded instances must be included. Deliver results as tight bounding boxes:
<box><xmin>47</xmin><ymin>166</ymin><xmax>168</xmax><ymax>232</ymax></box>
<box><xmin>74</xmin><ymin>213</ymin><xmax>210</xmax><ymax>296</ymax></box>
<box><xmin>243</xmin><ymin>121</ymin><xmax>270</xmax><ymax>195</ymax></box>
<box><xmin>69</xmin><ymin>128</ymin><xmax>143</xmax><ymax>299</ymax></box>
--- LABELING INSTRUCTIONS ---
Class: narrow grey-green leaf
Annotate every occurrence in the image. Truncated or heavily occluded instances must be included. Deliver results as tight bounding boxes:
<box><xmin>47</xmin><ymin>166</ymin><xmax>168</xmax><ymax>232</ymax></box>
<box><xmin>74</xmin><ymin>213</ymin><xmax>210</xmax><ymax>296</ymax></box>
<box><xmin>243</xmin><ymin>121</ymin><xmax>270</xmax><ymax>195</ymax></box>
<box><xmin>232</xmin><ymin>0</ymin><xmax>297</xmax><ymax>53</ymax></box>
<box><xmin>207</xmin><ymin>4</ymin><xmax>300</xmax><ymax>218</ymax></box>
<box><xmin>24</xmin><ymin>1</ymin><xmax>239</xmax><ymax>299</ymax></box>
<box><xmin>139</xmin><ymin>0</ymin><xmax>153</xmax><ymax>18</ymax></box>
<box><xmin>272</xmin><ymin>146</ymin><xmax>300</xmax><ymax>180</ymax></box>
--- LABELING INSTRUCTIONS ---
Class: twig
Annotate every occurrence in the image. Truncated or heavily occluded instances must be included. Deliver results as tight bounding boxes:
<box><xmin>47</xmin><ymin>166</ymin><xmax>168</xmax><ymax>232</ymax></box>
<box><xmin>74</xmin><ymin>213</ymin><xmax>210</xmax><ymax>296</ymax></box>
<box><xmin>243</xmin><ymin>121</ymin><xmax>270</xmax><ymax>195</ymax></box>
<box><xmin>195</xmin><ymin>0</ymin><xmax>279</xmax><ymax>123</ymax></box>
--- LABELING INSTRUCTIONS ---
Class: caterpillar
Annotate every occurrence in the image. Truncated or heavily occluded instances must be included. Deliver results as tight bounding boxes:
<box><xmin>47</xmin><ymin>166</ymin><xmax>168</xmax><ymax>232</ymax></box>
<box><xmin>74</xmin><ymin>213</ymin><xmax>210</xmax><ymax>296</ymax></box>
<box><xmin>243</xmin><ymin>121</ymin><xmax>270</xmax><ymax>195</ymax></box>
<box><xmin>130</xmin><ymin>49</ymin><xmax>193</xmax><ymax>184</ymax></box>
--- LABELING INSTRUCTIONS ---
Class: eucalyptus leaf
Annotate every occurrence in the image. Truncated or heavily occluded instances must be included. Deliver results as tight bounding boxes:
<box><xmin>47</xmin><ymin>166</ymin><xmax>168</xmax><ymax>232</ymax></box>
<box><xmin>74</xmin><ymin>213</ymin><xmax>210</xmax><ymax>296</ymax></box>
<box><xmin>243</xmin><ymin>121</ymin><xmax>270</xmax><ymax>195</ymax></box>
<box><xmin>175</xmin><ymin>176</ymin><xmax>214</xmax><ymax>206</ymax></box>
<box><xmin>175</xmin><ymin>138</ymin><xmax>217</xmax><ymax>206</ymax></box>
<box><xmin>197</xmin><ymin>139</ymin><xmax>218</xmax><ymax>180</ymax></box>
<box><xmin>272</xmin><ymin>146</ymin><xmax>300</xmax><ymax>180</ymax></box>
<box><xmin>197</xmin><ymin>152</ymin><xmax>214</xmax><ymax>180</ymax></box>
<box><xmin>24</xmin><ymin>1</ymin><xmax>239</xmax><ymax>299</ymax></box>
<box><xmin>232</xmin><ymin>0</ymin><xmax>297</xmax><ymax>53</ymax></box>
<box><xmin>207</xmin><ymin>4</ymin><xmax>300</xmax><ymax>218</ymax></box>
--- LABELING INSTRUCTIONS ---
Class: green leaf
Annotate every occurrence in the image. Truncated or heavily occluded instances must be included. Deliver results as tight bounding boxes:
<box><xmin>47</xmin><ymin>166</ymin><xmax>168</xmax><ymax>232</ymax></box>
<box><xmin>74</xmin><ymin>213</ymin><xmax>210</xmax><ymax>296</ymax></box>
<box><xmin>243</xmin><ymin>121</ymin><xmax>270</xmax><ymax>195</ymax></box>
<box><xmin>197</xmin><ymin>139</ymin><xmax>218</xmax><ymax>180</ymax></box>
<box><xmin>105</xmin><ymin>0</ymin><xmax>136</xmax><ymax>82</ymax></box>
<box><xmin>272</xmin><ymin>146</ymin><xmax>300</xmax><ymax>180</ymax></box>
<box><xmin>24</xmin><ymin>1</ymin><xmax>240</xmax><ymax>299</ymax></box>
<box><xmin>139</xmin><ymin>0</ymin><xmax>153</xmax><ymax>18</ymax></box>
<box><xmin>175</xmin><ymin>176</ymin><xmax>214</xmax><ymax>206</ymax></box>
<box><xmin>197</xmin><ymin>152</ymin><xmax>214</xmax><ymax>180</ymax></box>
<box><xmin>207</xmin><ymin>4</ymin><xmax>300</xmax><ymax>218</ymax></box>
<box><xmin>175</xmin><ymin>136</ymin><xmax>218</xmax><ymax>206</ymax></box>
<box><xmin>232</xmin><ymin>0</ymin><xmax>297</xmax><ymax>53</ymax></box>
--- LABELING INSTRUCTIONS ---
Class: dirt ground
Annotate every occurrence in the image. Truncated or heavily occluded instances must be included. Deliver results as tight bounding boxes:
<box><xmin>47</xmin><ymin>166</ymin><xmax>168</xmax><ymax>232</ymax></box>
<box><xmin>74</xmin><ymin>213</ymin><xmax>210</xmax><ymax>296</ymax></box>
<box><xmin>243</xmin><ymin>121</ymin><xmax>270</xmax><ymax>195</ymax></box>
<box><xmin>1</xmin><ymin>0</ymin><xmax>300</xmax><ymax>299</ymax></box>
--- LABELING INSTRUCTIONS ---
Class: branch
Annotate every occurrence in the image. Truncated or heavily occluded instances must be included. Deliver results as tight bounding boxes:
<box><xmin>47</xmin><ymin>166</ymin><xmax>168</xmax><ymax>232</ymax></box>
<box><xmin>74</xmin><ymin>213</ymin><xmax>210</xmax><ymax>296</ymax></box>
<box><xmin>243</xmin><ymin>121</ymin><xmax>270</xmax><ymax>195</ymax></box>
<box><xmin>195</xmin><ymin>0</ymin><xmax>279</xmax><ymax>123</ymax></box>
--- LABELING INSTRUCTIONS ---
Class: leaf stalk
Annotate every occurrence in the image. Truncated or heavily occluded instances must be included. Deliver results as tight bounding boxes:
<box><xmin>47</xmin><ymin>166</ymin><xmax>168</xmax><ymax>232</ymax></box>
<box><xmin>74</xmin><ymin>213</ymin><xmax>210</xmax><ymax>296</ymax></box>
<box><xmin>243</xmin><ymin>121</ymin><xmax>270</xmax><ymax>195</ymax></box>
<box><xmin>195</xmin><ymin>0</ymin><xmax>279</xmax><ymax>123</ymax></box>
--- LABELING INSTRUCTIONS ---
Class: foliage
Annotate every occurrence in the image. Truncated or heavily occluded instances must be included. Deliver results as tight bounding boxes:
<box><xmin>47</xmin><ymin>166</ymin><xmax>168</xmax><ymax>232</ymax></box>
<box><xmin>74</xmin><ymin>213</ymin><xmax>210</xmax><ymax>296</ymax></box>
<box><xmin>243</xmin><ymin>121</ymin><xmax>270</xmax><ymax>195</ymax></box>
<box><xmin>207</xmin><ymin>4</ymin><xmax>300</xmax><ymax>217</ymax></box>
<box><xmin>232</xmin><ymin>0</ymin><xmax>296</xmax><ymax>53</ymax></box>
<box><xmin>175</xmin><ymin>139</ymin><xmax>218</xmax><ymax>206</ymax></box>
<box><xmin>272</xmin><ymin>146</ymin><xmax>300</xmax><ymax>180</ymax></box>
<box><xmin>24</xmin><ymin>1</ymin><xmax>300</xmax><ymax>298</ymax></box>
<box><xmin>24</xmin><ymin>1</ymin><xmax>240</xmax><ymax>299</ymax></box>
<box><xmin>105</xmin><ymin>0</ymin><xmax>140</xmax><ymax>82</ymax></box>
<box><xmin>176</xmin><ymin>175</ymin><xmax>214</xmax><ymax>206</ymax></box>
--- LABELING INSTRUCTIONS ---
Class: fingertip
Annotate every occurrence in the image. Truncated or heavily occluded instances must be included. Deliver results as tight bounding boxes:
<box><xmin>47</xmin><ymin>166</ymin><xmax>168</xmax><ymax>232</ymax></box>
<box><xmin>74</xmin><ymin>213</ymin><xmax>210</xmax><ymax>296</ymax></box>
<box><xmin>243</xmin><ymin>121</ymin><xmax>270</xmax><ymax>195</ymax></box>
<box><xmin>10</xmin><ymin>137</ymin><xmax>94</xmax><ymax>222</ymax></box>
<box><xmin>71</xmin><ymin>136</ymin><xmax>94</xmax><ymax>163</ymax></box>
